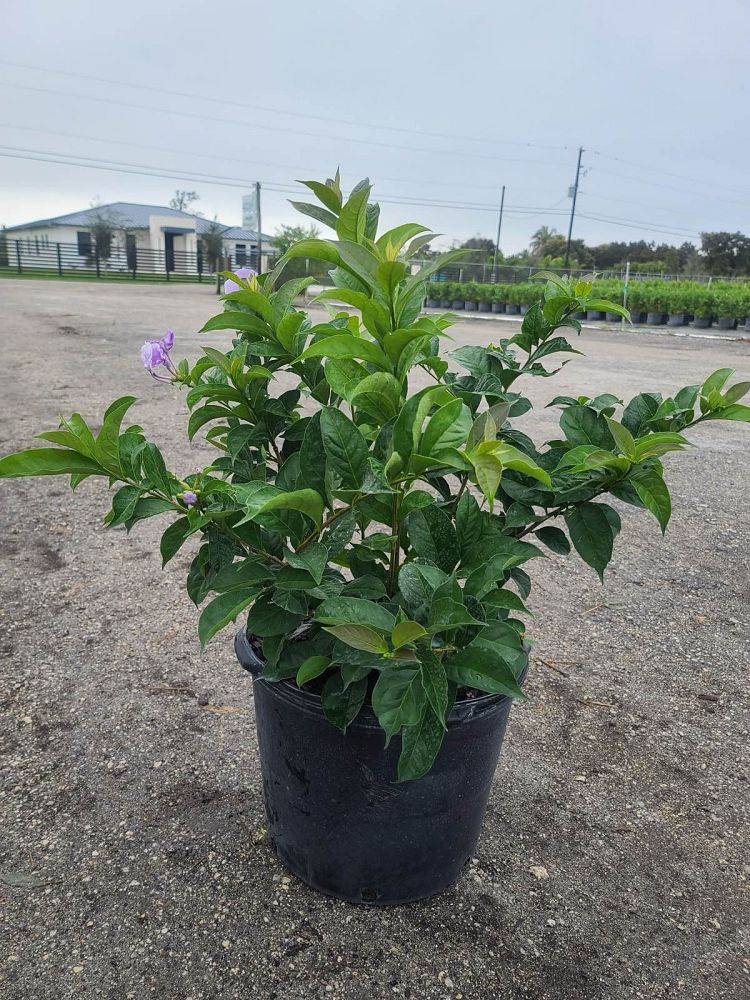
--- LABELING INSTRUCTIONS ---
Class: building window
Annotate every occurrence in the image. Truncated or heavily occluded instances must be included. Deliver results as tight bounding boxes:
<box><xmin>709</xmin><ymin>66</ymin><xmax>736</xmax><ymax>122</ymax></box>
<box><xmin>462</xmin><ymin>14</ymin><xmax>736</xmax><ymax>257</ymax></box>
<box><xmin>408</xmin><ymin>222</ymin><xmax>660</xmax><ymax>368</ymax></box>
<box><xmin>77</xmin><ymin>231</ymin><xmax>92</xmax><ymax>256</ymax></box>
<box><xmin>235</xmin><ymin>243</ymin><xmax>246</xmax><ymax>267</ymax></box>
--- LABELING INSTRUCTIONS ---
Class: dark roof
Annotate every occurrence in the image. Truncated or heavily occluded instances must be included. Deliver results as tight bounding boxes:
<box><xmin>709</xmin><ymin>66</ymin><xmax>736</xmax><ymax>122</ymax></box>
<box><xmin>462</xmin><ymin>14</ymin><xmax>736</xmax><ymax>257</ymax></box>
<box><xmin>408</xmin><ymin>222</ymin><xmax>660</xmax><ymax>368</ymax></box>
<box><xmin>5</xmin><ymin>202</ymin><xmax>270</xmax><ymax>240</ymax></box>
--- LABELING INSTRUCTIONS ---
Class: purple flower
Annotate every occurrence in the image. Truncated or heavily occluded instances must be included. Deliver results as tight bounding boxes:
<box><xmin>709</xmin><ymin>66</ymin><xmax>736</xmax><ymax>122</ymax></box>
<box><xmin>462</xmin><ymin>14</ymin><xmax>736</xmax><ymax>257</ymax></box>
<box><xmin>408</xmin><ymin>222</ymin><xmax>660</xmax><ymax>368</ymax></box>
<box><xmin>141</xmin><ymin>340</ymin><xmax>168</xmax><ymax>370</ymax></box>
<box><xmin>160</xmin><ymin>329</ymin><xmax>175</xmax><ymax>351</ymax></box>
<box><xmin>224</xmin><ymin>267</ymin><xmax>257</xmax><ymax>294</ymax></box>
<box><xmin>181</xmin><ymin>491</ymin><xmax>198</xmax><ymax>506</ymax></box>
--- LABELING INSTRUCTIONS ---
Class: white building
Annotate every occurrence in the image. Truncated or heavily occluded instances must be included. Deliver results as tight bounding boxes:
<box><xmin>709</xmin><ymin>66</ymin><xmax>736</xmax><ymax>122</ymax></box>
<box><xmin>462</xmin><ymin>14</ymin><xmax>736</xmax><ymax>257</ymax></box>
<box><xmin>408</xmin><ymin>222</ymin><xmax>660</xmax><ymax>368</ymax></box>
<box><xmin>2</xmin><ymin>202</ymin><xmax>273</xmax><ymax>276</ymax></box>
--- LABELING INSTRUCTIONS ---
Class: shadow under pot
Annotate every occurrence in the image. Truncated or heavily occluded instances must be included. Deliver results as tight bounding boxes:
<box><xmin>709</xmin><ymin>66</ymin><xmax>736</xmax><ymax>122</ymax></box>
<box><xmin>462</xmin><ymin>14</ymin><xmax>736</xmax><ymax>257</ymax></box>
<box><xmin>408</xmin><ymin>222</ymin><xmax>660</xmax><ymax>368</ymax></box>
<box><xmin>235</xmin><ymin>630</ymin><xmax>524</xmax><ymax>906</ymax></box>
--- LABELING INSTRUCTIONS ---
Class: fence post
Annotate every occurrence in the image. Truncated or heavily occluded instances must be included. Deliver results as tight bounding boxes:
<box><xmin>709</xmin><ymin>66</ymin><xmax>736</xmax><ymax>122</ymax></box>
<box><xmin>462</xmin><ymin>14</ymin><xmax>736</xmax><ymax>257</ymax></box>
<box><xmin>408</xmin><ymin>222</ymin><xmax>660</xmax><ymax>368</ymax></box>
<box><xmin>165</xmin><ymin>250</ymin><xmax>170</xmax><ymax>281</ymax></box>
<box><xmin>56</xmin><ymin>243</ymin><xmax>62</xmax><ymax>276</ymax></box>
<box><xmin>132</xmin><ymin>247</ymin><xmax>137</xmax><ymax>280</ymax></box>
<box><xmin>94</xmin><ymin>249</ymin><xmax>101</xmax><ymax>278</ymax></box>
<box><xmin>15</xmin><ymin>240</ymin><xmax>21</xmax><ymax>274</ymax></box>
<box><xmin>197</xmin><ymin>249</ymin><xmax>203</xmax><ymax>283</ymax></box>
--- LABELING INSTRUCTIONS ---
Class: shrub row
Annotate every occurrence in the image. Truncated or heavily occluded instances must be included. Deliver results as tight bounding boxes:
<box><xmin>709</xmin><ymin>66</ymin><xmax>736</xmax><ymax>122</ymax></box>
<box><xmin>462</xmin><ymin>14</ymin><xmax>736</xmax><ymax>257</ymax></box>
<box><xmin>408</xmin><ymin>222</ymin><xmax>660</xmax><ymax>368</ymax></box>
<box><xmin>426</xmin><ymin>278</ymin><xmax>750</xmax><ymax>323</ymax></box>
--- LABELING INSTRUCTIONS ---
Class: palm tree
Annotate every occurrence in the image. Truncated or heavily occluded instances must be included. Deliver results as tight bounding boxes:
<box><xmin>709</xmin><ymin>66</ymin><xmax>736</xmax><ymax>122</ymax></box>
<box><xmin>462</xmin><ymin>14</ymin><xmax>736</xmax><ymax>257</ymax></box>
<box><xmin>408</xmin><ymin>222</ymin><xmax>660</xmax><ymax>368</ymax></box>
<box><xmin>530</xmin><ymin>225</ymin><xmax>558</xmax><ymax>258</ymax></box>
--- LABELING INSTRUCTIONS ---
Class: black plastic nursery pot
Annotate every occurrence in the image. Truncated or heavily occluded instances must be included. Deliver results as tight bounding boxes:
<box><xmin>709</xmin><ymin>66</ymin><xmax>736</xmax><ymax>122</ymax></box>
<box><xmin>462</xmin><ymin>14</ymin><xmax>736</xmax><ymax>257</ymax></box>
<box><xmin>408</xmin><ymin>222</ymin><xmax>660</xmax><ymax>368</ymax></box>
<box><xmin>478</xmin><ymin>301</ymin><xmax>492</xmax><ymax>312</ymax></box>
<box><xmin>451</xmin><ymin>299</ymin><xmax>465</xmax><ymax>310</ymax></box>
<box><xmin>440</xmin><ymin>299</ymin><xmax>451</xmax><ymax>309</ymax></box>
<box><xmin>491</xmin><ymin>302</ymin><xmax>506</xmax><ymax>313</ymax></box>
<box><xmin>605</xmin><ymin>311</ymin><xmax>622</xmax><ymax>322</ymax></box>
<box><xmin>667</xmin><ymin>313</ymin><xmax>687</xmax><ymax>327</ymax></box>
<box><xmin>464</xmin><ymin>300</ymin><xmax>478</xmax><ymax>311</ymax></box>
<box><xmin>646</xmin><ymin>311</ymin><xmax>666</xmax><ymax>325</ymax></box>
<box><xmin>505</xmin><ymin>304</ymin><xmax>519</xmax><ymax>315</ymax></box>
<box><xmin>425</xmin><ymin>298</ymin><xmax>439</xmax><ymax>308</ymax></box>
<box><xmin>716</xmin><ymin>316</ymin><xmax>737</xmax><ymax>330</ymax></box>
<box><xmin>628</xmin><ymin>311</ymin><xmax>644</xmax><ymax>324</ymax></box>
<box><xmin>586</xmin><ymin>309</ymin><xmax>606</xmax><ymax>321</ymax></box>
<box><xmin>235</xmin><ymin>630</ymin><xmax>522</xmax><ymax>905</ymax></box>
<box><xmin>691</xmin><ymin>315</ymin><xmax>712</xmax><ymax>329</ymax></box>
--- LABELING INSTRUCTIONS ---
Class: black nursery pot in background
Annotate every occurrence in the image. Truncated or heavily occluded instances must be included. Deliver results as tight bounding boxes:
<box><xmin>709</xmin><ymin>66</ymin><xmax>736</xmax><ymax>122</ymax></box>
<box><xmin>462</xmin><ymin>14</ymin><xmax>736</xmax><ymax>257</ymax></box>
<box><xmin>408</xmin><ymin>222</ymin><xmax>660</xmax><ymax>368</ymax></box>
<box><xmin>236</xmin><ymin>631</ymin><xmax>521</xmax><ymax>905</ymax></box>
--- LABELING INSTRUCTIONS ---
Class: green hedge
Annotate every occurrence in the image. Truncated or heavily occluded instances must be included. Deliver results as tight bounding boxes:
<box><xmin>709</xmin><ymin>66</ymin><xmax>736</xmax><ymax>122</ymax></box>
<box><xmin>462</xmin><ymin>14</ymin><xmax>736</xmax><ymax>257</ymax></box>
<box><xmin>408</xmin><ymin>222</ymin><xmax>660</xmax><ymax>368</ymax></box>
<box><xmin>426</xmin><ymin>278</ymin><xmax>750</xmax><ymax>319</ymax></box>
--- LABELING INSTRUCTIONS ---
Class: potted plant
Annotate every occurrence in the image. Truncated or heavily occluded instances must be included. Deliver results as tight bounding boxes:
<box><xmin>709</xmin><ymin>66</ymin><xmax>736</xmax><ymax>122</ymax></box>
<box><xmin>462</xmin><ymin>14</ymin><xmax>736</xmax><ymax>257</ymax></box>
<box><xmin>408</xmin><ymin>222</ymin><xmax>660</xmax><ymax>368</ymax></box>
<box><xmin>666</xmin><ymin>284</ymin><xmax>689</xmax><ymax>327</ymax></box>
<box><xmin>439</xmin><ymin>281</ymin><xmax>453</xmax><ymax>309</ymax></box>
<box><xmin>645</xmin><ymin>283</ymin><xmax>667</xmax><ymax>325</ymax></box>
<box><xmin>425</xmin><ymin>281</ymin><xmax>440</xmax><ymax>309</ymax></box>
<box><xmin>688</xmin><ymin>286</ymin><xmax>715</xmax><ymax>329</ymax></box>
<box><xmin>625</xmin><ymin>282</ymin><xmax>645</xmax><ymax>324</ymax></box>
<box><xmin>2</xmin><ymin>177</ymin><xmax>748</xmax><ymax>906</ymax></box>
<box><xmin>477</xmin><ymin>284</ymin><xmax>493</xmax><ymax>312</ymax></box>
<box><xmin>491</xmin><ymin>284</ymin><xmax>508</xmax><ymax>313</ymax></box>
<box><xmin>504</xmin><ymin>284</ymin><xmax>520</xmax><ymax>314</ymax></box>
<box><xmin>464</xmin><ymin>281</ymin><xmax>480</xmax><ymax>311</ymax></box>
<box><xmin>450</xmin><ymin>280</ymin><xmax>465</xmax><ymax>310</ymax></box>
<box><xmin>713</xmin><ymin>286</ymin><xmax>741</xmax><ymax>331</ymax></box>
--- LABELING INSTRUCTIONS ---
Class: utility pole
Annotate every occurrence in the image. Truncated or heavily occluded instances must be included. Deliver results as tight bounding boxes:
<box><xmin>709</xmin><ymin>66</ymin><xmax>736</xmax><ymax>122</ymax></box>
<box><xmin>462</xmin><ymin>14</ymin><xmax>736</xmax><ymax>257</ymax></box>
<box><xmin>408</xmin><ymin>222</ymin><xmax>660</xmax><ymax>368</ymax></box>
<box><xmin>492</xmin><ymin>185</ymin><xmax>506</xmax><ymax>275</ymax></box>
<box><xmin>255</xmin><ymin>180</ymin><xmax>263</xmax><ymax>274</ymax></box>
<box><xmin>564</xmin><ymin>146</ymin><xmax>583</xmax><ymax>271</ymax></box>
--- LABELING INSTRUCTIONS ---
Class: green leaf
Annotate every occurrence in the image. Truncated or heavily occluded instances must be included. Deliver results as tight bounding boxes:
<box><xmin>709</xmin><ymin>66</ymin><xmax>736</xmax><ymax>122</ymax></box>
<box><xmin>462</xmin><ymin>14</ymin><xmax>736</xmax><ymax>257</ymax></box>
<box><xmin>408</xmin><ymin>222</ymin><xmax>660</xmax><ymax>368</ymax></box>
<box><xmin>140</xmin><ymin>443</ymin><xmax>173</xmax><ymax>496</ymax></box>
<box><xmin>324</xmin><ymin>624</ymin><xmax>389</xmax><ymax>653</ymax></box>
<box><xmin>398</xmin><ymin>560</ymin><xmax>448</xmax><ymax>616</ymax></box>
<box><xmin>464</xmin><ymin>539</ymin><xmax>543</xmax><ymax>597</ymax></box>
<box><xmin>372</xmin><ymin>666</ymin><xmax>424</xmax><ymax>745</ymax></box>
<box><xmin>560</xmin><ymin>405</ymin><xmax>615</xmax><ymax>449</ymax></box>
<box><xmin>604</xmin><ymin>416</ymin><xmax>636</xmax><ymax>459</ymax></box>
<box><xmin>256</xmin><ymin>489</ymin><xmax>324</xmax><ymax>528</ymax></box>
<box><xmin>481</xmin><ymin>588</ymin><xmax>531</xmax><ymax>615</ymax></box>
<box><xmin>298</xmin><ymin>178</ymin><xmax>342</xmax><ymax>213</ymax></box>
<box><xmin>420</xmin><ymin>399</ymin><xmax>471</xmax><ymax>455</ymax></box>
<box><xmin>320</xmin><ymin>407</ymin><xmax>369</xmax><ymax>488</ymax></box>
<box><xmin>622</xmin><ymin>393</ymin><xmax>661</xmax><ymax>436</ymax></box>
<box><xmin>404</xmin><ymin>505</ymin><xmax>460</xmax><ymax>574</ymax></box>
<box><xmin>160</xmin><ymin>516</ymin><xmax>202</xmax><ymax>566</ymax></box>
<box><xmin>705</xmin><ymin>403</ymin><xmax>750</xmax><ymax>422</ymax></box>
<box><xmin>95</xmin><ymin>396</ymin><xmax>137</xmax><ymax>473</ymax></box>
<box><xmin>534</xmin><ymin>525</ymin><xmax>570</xmax><ymax>555</ymax></box>
<box><xmin>397</xmin><ymin>702</ymin><xmax>445</xmax><ymax>781</ymax></box>
<box><xmin>630</xmin><ymin>466</ymin><xmax>671</xmax><ymax>533</ymax></box>
<box><xmin>417</xmin><ymin>648</ymin><xmax>449</xmax><ymax>726</ymax></box>
<box><xmin>336</xmin><ymin>179</ymin><xmax>371</xmax><ymax>243</ymax></box>
<box><xmin>391</xmin><ymin>620</ymin><xmax>428</xmax><ymax>649</ymax></box>
<box><xmin>315</xmin><ymin>596</ymin><xmax>396</xmax><ymax>632</ymax></box>
<box><xmin>0</xmin><ymin>448</ymin><xmax>107</xmax><ymax>479</ymax></box>
<box><xmin>198</xmin><ymin>590</ymin><xmax>260</xmax><ymax>650</ymax></box>
<box><xmin>321</xmin><ymin>672</ymin><xmax>367</xmax><ymax>731</ymax></box>
<box><xmin>246</xmin><ymin>594</ymin><xmax>303</xmax><ymax>637</ymax></box>
<box><xmin>702</xmin><ymin>368</ymin><xmax>733</xmax><ymax>396</ymax></box>
<box><xmin>349</xmin><ymin>373</ymin><xmax>402</xmax><ymax>423</ymax></box>
<box><xmin>289</xmin><ymin>200</ymin><xmax>339</xmax><ymax>229</ymax></box>
<box><xmin>285</xmin><ymin>542</ymin><xmax>328</xmax><ymax>584</ymax></box>
<box><xmin>299</xmin><ymin>411</ymin><xmax>328</xmax><ymax>500</ymax></box>
<box><xmin>200</xmin><ymin>310</ymin><xmax>273</xmax><ymax>337</ymax></box>
<box><xmin>444</xmin><ymin>642</ymin><xmax>525</xmax><ymax>698</ymax></box>
<box><xmin>471</xmin><ymin>451</ymin><xmax>503</xmax><ymax>510</ymax></box>
<box><xmin>564</xmin><ymin>503</ymin><xmax>614</xmax><ymax>581</ymax></box>
<box><xmin>455</xmin><ymin>490</ymin><xmax>483</xmax><ymax>562</ymax></box>
<box><xmin>296</xmin><ymin>655</ymin><xmax>332</xmax><ymax>687</ymax></box>
<box><xmin>210</xmin><ymin>558</ymin><xmax>273</xmax><ymax>592</ymax></box>
<box><xmin>297</xmin><ymin>333</ymin><xmax>390</xmax><ymax>370</ymax></box>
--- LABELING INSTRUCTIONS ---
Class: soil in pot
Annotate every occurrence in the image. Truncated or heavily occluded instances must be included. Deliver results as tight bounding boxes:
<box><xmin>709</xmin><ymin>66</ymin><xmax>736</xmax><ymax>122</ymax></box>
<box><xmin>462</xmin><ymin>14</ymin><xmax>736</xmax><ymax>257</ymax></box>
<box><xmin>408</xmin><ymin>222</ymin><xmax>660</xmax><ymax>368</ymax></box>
<box><xmin>235</xmin><ymin>630</ymin><xmax>523</xmax><ymax>905</ymax></box>
<box><xmin>646</xmin><ymin>312</ymin><xmax>666</xmax><ymax>325</ymax></box>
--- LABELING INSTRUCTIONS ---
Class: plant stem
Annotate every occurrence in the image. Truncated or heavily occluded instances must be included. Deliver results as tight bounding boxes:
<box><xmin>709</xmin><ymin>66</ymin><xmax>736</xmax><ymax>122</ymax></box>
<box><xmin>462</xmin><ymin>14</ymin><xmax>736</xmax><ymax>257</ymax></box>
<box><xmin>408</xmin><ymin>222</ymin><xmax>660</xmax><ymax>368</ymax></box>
<box><xmin>387</xmin><ymin>490</ymin><xmax>401</xmax><ymax>597</ymax></box>
<box><xmin>295</xmin><ymin>504</ymin><xmax>353</xmax><ymax>553</ymax></box>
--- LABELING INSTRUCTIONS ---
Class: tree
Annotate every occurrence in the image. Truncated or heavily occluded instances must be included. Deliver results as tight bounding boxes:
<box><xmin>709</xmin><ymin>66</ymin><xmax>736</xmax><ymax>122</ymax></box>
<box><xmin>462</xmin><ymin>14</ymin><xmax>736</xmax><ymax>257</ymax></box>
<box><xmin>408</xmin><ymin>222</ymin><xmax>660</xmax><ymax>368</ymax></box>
<box><xmin>699</xmin><ymin>231</ymin><xmax>750</xmax><ymax>275</ymax></box>
<box><xmin>529</xmin><ymin>226</ymin><xmax>558</xmax><ymax>257</ymax></box>
<box><xmin>199</xmin><ymin>219</ymin><xmax>228</xmax><ymax>273</ymax></box>
<box><xmin>271</xmin><ymin>223</ymin><xmax>320</xmax><ymax>256</ymax></box>
<box><xmin>170</xmin><ymin>190</ymin><xmax>200</xmax><ymax>212</ymax></box>
<box><xmin>88</xmin><ymin>205</ymin><xmax>123</xmax><ymax>261</ymax></box>
<box><xmin>460</xmin><ymin>236</ymin><xmax>495</xmax><ymax>253</ymax></box>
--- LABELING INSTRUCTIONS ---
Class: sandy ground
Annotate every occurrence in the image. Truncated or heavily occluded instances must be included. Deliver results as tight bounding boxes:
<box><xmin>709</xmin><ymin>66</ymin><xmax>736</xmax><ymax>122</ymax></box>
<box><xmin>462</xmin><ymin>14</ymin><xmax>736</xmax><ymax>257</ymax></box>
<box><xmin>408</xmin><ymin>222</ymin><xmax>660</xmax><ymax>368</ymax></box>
<box><xmin>0</xmin><ymin>278</ymin><xmax>748</xmax><ymax>1000</ymax></box>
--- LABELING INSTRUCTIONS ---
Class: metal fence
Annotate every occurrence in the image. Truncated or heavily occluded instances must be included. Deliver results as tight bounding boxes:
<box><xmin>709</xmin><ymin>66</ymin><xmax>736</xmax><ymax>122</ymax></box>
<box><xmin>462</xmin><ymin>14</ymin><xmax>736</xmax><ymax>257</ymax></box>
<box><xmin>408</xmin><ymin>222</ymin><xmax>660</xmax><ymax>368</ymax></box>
<box><xmin>0</xmin><ymin>239</ymin><xmax>268</xmax><ymax>282</ymax></box>
<box><xmin>416</xmin><ymin>259</ymin><xmax>748</xmax><ymax>286</ymax></box>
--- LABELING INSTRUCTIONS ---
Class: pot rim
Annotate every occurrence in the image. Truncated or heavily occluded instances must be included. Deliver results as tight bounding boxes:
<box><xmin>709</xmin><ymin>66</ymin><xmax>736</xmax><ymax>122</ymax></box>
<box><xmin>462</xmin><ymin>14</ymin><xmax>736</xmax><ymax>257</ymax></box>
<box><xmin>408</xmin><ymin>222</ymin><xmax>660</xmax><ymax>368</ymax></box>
<box><xmin>235</xmin><ymin>629</ymin><xmax>524</xmax><ymax>730</ymax></box>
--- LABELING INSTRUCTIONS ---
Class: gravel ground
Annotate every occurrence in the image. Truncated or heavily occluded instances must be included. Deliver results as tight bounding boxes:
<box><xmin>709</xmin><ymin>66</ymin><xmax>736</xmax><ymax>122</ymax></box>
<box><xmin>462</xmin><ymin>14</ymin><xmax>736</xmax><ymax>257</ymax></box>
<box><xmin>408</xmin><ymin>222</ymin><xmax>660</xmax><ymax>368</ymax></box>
<box><xmin>1</xmin><ymin>278</ymin><xmax>748</xmax><ymax>1000</ymax></box>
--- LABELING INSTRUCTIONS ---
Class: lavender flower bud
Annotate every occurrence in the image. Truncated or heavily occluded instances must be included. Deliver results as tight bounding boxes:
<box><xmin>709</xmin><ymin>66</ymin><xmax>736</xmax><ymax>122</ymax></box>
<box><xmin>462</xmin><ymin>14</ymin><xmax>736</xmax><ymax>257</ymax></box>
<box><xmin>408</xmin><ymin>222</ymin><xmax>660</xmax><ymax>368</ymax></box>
<box><xmin>141</xmin><ymin>340</ymin><xmax>167</xmax><ymax>369</ymax></box>
<box><xmin>224</xmin><ymin>267</ymin><xmax>258</xmax><ymax>294</ymax></box>
<box><xmin>160</xmin><ymin>329</ymin><xmax>175</xmax><ymax>351</ymax></box>
<box><xmin>181</xmin><ymin>491</ymin><xmax>199</xmax><ymax>506</ymax></box>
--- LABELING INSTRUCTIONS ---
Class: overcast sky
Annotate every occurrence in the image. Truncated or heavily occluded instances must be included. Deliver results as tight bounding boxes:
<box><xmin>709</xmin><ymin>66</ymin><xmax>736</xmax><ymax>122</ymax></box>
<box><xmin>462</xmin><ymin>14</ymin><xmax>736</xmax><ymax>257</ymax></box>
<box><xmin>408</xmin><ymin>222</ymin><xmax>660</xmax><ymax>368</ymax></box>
<box><xmin>2</xmin><ymin>0</ymin><xmax>749</xmax><ymax>252</ymax></box>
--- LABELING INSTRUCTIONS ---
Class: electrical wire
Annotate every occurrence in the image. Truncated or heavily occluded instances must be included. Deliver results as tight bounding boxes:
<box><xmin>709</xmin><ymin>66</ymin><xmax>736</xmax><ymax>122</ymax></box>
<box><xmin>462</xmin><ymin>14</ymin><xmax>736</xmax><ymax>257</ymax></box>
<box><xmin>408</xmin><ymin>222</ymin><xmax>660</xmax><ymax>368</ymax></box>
<box><xmin>0</xmin><ymin>81</ymin><xmax>570</xmax><ymax>168</ymax></box>
<box><xmin>0</xmin><ymin>59</ymin><xmax>571</xmax><ymax>152</ymax></box>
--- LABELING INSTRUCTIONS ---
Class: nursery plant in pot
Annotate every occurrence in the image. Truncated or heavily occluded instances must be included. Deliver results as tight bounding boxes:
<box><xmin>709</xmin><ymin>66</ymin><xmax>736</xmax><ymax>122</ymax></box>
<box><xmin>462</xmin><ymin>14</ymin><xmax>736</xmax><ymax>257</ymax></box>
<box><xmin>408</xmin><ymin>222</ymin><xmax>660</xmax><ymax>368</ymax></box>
<box><xmin>425</xmin><ymin>281</ymin><xmax>440</xmax><ymax>308</ymax></box>
<box><xmin>464</xmin><ymin>281</ymin><xmax>480</xmax><ymax>311</ymax></box>
<box><xmin>688</xmin><ymin>286</ymin><xmax>715</xmax><ymax>328</ymax></box>
<box><xmin>505</xmin><ymin>285</ymin><xmax>520</xmax><ymax>314</ymax></box>
<box><xmin>477</xmin><ymin>284</ymin><xmax>493</xmax><ymax>312</ymax></box>
<box><xmin>2</xmin><ymin>175</ymin><xmax>749</xmax><ymax>906</ymax></box>
<box><xmin>491</xmin><ymin>284</ymin><xmax>507</xmax><ymax>313</ymax></box>
<box><xmin>713</xmin><ymin>286</ymin><xmax>741</xmax><ymax>330</ymax></box>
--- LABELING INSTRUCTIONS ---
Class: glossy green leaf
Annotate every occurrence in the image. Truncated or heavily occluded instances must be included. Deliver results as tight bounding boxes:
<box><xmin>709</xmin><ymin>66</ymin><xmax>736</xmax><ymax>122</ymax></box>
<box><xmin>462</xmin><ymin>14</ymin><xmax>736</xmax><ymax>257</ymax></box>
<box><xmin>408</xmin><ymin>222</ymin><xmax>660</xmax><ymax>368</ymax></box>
<box><xmin>564</xmin><ymin>502</ymin><xmax>614</xmax><ymax>581</ymax></box>
<box><xmin>320</xmin><ymin>407</ymin><xmax>369</xmax><ymax>488</ymax></box>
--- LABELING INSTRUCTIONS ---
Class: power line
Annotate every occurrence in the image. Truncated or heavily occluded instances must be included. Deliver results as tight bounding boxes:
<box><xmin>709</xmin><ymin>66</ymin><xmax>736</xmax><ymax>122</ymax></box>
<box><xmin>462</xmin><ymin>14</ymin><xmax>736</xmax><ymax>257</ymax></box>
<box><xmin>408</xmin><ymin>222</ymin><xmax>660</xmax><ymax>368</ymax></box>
<box><xmin>0</xmin><ymin>58</ymin><xmax>571</xmax><ymax>153</ymax></box>
<box><xmin>0</xmin><ymin>81</ymin><xmax>570</xmax><ymax>168</ymax></box>
<box><xmin>590</xmin><ymin>149</ymin><xmax>750</xmax><ymax>199</ymax></box>
<box><xmin>589</xmin><ymin>164</ymin><xmax>750</xmax><ymax>212</ymax></box>
<box><xmin>0</xmin><ymin>121</ymin><xmax>559</xmax><ymax>196</ymax></box>
<box><xmin>0</xmin><ymin>146</ymin><xmax>703</xmax><ymax>239</ymax></box>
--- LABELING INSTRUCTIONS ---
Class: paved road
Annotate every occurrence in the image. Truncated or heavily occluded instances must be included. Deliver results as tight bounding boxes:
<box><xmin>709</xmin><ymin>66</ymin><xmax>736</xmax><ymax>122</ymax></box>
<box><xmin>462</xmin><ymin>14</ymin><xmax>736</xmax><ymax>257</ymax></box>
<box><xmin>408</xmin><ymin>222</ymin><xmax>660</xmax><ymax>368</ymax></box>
<box><xmin>1</xmin><ymin>279</ymin><xmax>748</xmax><ymax>999</ymax></box>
